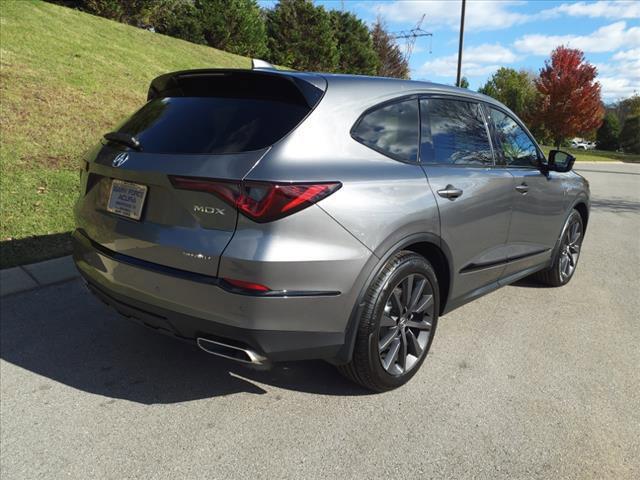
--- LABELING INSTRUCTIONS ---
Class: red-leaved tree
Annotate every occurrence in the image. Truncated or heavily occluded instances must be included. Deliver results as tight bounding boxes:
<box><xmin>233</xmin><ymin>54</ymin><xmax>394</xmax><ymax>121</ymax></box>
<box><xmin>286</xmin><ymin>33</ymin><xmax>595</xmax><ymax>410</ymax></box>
<box><xmin>534</xmin><ymin>46</ymin><xmax>604</xmax><ymax>147</ymax></box>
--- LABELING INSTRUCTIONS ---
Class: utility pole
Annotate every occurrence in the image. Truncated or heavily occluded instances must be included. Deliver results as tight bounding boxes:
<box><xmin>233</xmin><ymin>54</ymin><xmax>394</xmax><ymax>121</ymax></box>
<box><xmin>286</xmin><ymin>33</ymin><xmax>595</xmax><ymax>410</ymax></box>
<box><xmin>456</xmin><ymin>0</ymin><xmax>466</xmax><ymax>87</ymax></box>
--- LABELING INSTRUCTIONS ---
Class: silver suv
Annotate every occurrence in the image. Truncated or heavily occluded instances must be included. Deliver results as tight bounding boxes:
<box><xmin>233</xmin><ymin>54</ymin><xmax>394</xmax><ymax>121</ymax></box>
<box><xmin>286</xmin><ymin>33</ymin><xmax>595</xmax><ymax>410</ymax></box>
<box><xmin>73</xmin><ymin>64</ymin><xmax>590</xmax><ymax>391</ymax></box>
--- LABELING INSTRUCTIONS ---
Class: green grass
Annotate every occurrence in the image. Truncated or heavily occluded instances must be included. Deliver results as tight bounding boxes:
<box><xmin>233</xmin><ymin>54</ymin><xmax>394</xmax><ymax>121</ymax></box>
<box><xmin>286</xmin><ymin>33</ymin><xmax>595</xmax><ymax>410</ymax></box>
<box><xmin>540</xmin><ymin>145</ymin><xmax>640</xmax><ymax>163</ymax></box>
<box><xmin>0</xmin><ymin>0</ymin><xmax>250</xmax><ymax>268</ymax></box>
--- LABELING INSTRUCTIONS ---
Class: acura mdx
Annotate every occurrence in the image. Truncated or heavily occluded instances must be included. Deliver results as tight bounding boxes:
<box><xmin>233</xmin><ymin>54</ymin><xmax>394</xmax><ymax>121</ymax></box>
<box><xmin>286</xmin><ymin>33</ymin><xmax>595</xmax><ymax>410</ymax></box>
<box><xmin>73</xmin><ymin>62</ymin><xmax>589</xmax><ymax>391</ymax></box>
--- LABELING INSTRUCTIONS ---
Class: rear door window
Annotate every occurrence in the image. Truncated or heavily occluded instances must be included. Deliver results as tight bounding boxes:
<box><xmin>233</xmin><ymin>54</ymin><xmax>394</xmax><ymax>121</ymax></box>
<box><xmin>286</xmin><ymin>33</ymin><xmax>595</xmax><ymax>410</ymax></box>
<box><xmin>115</xmin><ymin>96</ymin><xmax>309</xmax><ymax>154</ymax></box>
<box><xmin>352</xmin><ymin>99</ymin><xmax>419</xmax><ymax>163</ymax></box>
<box><xmin>420</xmin><ymin>98</ymin><xmax>493</xmax><ymax>166</ymax></box>
<box><xmin>488</xmin><ymin>108</ymin><xmax>540</xmax><ymax>167</ymax></box>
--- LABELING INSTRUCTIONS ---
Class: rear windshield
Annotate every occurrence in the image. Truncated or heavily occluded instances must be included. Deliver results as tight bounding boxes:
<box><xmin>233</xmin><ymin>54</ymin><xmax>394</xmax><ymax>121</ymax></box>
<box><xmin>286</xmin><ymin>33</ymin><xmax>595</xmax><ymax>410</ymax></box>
<box><xmin>115</xmin><ymin>96</ymin><xmax>310</xmax><ymax>154</ymax></box>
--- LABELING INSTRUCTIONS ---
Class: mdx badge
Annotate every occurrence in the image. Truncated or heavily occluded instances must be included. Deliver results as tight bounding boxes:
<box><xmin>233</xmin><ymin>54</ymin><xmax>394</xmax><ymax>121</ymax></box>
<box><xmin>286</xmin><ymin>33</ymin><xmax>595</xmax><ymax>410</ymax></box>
<box><xmin>194</xmin><ymin>205</ymin><xmax>225</xmax><ymax>215</ymax></box>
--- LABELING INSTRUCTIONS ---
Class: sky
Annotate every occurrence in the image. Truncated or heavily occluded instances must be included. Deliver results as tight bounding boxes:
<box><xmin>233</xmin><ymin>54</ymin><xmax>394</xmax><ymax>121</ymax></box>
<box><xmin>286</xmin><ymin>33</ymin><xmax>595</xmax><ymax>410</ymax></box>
<box><xmin>260</xmin><ymin>0</ymin><xmax>640</xmax><ymax>103</ymax></box>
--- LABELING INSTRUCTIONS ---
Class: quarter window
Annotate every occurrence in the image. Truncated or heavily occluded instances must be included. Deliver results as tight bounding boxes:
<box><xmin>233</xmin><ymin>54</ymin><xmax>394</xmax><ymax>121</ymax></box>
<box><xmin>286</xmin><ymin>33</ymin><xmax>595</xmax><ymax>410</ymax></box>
<box><xmin>352</xmin><ymin>99</ymin><xmax>419</xmax><ymax>162</ymax></box>
<box><xmin>420</xmin><ymin>99</ymin><xmax>493</xmax><ymax>166</ymax></box>
<box><xmin>489</xmin><ymin>108</ymin><xmax>539</xmax><ymax>167</ymax></box>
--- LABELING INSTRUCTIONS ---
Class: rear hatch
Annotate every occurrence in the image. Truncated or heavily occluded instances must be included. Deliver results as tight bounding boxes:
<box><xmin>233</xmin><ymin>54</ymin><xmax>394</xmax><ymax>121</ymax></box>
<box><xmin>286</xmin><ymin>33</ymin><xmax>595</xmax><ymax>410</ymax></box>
<box><xmin>75</xmin><ymin>69</ymin><xmax>326</xmax><ymax>276</ymax></box>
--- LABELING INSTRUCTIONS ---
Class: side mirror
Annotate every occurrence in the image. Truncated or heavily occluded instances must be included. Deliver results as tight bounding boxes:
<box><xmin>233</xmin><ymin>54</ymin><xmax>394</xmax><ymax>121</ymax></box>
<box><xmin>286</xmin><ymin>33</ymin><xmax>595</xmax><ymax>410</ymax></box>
<box><xmin>547</xmin><ymin>150</ymin><xmax>575</xmax><ymax>173</ymax></box>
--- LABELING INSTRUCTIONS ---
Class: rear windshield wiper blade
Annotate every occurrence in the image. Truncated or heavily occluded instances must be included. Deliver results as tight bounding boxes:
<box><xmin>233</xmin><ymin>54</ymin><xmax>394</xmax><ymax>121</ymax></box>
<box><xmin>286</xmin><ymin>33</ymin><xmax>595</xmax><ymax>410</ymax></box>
<box><xmin>103</xmin><ymin>132</ymin><xmax>142</xmax><ymax>151</ymax></box>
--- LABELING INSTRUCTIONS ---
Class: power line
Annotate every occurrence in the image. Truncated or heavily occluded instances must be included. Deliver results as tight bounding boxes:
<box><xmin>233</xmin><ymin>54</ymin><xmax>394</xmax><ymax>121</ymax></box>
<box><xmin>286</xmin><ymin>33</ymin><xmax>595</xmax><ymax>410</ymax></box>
<box><xmin>391</xmin><ymin>14</ymin><xmax>433</xmax><ymax>63</ymax></box>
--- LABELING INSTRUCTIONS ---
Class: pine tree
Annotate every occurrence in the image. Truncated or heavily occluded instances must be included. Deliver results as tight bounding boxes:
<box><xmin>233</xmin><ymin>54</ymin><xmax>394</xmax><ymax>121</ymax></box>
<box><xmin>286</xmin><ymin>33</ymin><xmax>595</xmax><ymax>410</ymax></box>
<box><xmin>330</xmin><ymin>11</ymin><xmax>378</xmax><ymax>76</ymax></box>
<box><xmin>619</xmin><ymin>115</ymin><xmax>640</xmax><ymax>154</ymax></box>
<box><xmin>196</xmin><ymin>0</ymin><xmax>268</xmax><ymax>57</ymax></box>
<box><xmin>595</xmin><ymin>113</ymin><xmax>621</xmax><ymax>151</ymax></box>
<box><xmin>370</xmin><ymin>18</ymin><xmax>409</xmax><ymax>79</ymax></box>
<box><xmin>266</xmin><ymin>0</ymin><xmax>338</xmax><ymax>71</ymax></box>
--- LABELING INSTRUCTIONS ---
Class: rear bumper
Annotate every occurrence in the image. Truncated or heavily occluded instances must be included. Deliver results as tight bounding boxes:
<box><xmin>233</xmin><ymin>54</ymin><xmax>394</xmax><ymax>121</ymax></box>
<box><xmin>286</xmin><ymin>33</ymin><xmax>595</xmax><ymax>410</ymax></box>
<box><xmin>72</xmin><ymin>230</ymin><xmax>352</xmax><ymax>362</ymax></box>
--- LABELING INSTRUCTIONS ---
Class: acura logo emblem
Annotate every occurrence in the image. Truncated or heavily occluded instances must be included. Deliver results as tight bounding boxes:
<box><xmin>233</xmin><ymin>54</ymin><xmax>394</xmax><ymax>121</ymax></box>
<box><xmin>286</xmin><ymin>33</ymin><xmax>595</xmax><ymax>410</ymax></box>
<box><xmin>112</xmin><ymin>152</ymin><xmax>129</xmax><ymax>167</ymax></box>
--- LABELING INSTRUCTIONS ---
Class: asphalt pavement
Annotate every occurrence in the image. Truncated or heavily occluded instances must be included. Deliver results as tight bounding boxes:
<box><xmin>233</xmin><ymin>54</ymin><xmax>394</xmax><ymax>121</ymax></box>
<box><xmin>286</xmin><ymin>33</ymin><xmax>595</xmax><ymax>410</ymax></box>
<box><xmin>1</xmin><ymin>162</ymin><xmax>639</xmax><ymax>479</ymax></box>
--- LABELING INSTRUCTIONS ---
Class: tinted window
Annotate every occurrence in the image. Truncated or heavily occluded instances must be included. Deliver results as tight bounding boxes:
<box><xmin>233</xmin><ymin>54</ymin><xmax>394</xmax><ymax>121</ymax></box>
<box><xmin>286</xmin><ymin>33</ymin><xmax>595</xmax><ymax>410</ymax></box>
<box><xmin>489</xmin><ymin>108</ymin><xmax>539</xmax><ymax>167</ymax></box>
<box><xmin>420</xmin><ymin>99</ymin><xmax>493</xmax><ymax>166</ymax></box>
<box><xmin>352</xmin><ymin>99</ymin><xmax>419</xmax><ymax>162</ymax></box>
<box><xmin>115</xmin><ymin>96</ymin><xmax>309</xmax><ymax>154</ymax></box>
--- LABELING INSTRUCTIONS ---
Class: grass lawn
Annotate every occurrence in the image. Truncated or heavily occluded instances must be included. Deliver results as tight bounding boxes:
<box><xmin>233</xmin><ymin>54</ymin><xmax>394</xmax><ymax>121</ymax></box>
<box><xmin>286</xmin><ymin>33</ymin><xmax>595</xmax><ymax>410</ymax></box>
<box><xmin>540</xmin><ymin>145</ymin><xmax>640</xmax><ymax>163</ymax></box>
<box><xmin>0</xmin><ymin>0</ymin><xmax>249</xmax><ymax>268</ymax></box>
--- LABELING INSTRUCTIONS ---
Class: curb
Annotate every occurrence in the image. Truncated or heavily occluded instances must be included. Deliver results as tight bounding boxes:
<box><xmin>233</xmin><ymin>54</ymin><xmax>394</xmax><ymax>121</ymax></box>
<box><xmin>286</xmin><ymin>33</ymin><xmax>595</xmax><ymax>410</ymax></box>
<box><xmin>574</xmin><ymin>160</ymin><xmax>625</xmax><ymax>164</ymax></box>
<box><xmin>0</xmin><ymin>256</ymin><xmax>79</xmax><ymax>298</ymax></box>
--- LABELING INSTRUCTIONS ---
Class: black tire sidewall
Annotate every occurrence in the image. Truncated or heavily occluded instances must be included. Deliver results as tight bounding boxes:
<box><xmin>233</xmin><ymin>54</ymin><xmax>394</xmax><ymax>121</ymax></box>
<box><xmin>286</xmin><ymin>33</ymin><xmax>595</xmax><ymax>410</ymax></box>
<box><xmin>554</xmin><ymin>210</ymin><xmax>584</xmax><ymax>285</ymax></box>
<box><xmin>365</xmin><ymin>253</ymin><xmax>440</xmax><ymax>390</ymax></box>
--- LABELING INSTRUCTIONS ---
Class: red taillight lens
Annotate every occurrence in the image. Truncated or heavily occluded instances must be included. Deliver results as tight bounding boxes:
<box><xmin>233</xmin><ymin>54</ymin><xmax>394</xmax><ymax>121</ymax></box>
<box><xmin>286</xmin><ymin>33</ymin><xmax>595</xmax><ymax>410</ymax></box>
<box><xmin>170</xmin><ymin>176</ymin><xmax>341</xmax><ymax>223</ymax></box>
<box><xmin>169</xmin><ymin>176</ymin><xmax>240</xmax><ymax>205</ymax></box>
<box><xmin>222</xmin><ymin>278</ymin><xmax>270</xmax><ymax>292</ymax></box>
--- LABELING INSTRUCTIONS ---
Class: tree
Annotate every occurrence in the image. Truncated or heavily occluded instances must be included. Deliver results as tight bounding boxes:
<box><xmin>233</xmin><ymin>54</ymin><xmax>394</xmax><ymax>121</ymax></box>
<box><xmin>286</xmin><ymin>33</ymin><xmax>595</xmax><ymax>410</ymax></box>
<box><xmin>619</xmin><ymin>115</ymin><xmax>640</xmax><ymax>154</ymax></box>
<box><xmin>608</xmin><ymin>94</ymin><xmax>640</xmax><ymax>126</ymax></box>
<box><xmin>534</xmin><ymin>46</ymin><xmax>604</xmax><ymax>148</ymax></box>
<box><xmin>266</xmin><ymin>0</ymin><xmax>338</xmax><ymax>71</ymax></box>
<box><xmin>150</xmin><ymin>0</ymin><xmax>205</xmax><ymax>45</ymax></box>
<box><xmin>459</xmin><ymin>77</ymin><xmax>469</xmax><ymax>89</ymax></box>
<box><xmin>330</xmin><ymin>11</ymin><xmax>378</xmax><ymax>75</ymax></box>
<box><xmin>478</xmin><ymin>68</ymin><xmax>538</xmax><ymax>120</ymax></box>
<box><xmin>196</xmin><ymin>0</ymin><xmax>267</xmax><ymax>57</ymax></box>
<box><xmin>595</xmin><ymin>113</ymin><xmax>621</xmax><ymax>151</ymax></box>
<box><xmin>620</xmin><ymin>94</ymin><xmax>640</xmax><ymax>118</ymax></box>
<box><xmin>53</xmin><ymin>0</ymin><xmax>157</xmax><ymax>25</ymax></box>
<box><xmin>370</xmin><ymin>18</ymin><xmax>409</xmax><ymax>79</ymax></box>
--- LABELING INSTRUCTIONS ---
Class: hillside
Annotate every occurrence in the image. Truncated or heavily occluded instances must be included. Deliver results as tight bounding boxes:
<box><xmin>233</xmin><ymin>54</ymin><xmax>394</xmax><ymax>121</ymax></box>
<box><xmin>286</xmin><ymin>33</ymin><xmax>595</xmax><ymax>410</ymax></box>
<box><xmin>0</xmin><ymin>0</ymin><xmax>250</xmax><ymax>267</ymax></box>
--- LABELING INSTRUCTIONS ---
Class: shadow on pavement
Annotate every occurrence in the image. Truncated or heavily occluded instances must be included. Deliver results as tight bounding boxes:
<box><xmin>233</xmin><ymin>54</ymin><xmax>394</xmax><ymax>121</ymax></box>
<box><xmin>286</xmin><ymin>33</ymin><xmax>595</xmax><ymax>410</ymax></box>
<box><xmin>575</xmin><ymin>168</ymin><xmax>640</xmax><ymax>175</ymax></box>
<box><xmin>590</xmin><ymin>197</ymin><xmax>640</xmax><ymax>213</ymax></box>
<box><xmin>511</xmin><ymin>278</ymin><xmax>548</xmax><ymax>289</ymax></box>
<box><xmin>0</xmin><ymin>231</ymin><xmax>73</xmax><ymax>269</ymax></box>
<box><xmin>0</xmin><ymin>280</ymin><xmax>369</xmax><ymax>403</ymax></box>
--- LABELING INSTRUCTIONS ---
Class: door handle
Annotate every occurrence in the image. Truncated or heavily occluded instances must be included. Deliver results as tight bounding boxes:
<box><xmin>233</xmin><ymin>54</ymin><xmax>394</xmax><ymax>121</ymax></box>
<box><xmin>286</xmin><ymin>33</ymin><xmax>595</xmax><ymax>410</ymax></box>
<box><xmin>515</xmin><ymin>183</ymin><xmax>529</xmax><ymax>194</ymax></box>
<box><xmin>437</xmin><ymin>185</ymin><xmax>463</xmax><ymax>200</ymax></box>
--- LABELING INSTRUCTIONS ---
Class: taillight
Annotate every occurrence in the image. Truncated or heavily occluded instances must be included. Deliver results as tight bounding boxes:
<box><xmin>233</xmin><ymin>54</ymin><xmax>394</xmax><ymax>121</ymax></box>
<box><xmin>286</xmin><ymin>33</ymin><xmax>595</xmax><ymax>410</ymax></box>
<box><xmin>222</xmin><ymin>278</ymin><xmax>270</xmax><ymax>293</ymax></box>
<box><xmin>170</xmin><ymin>176</ymin><xmax>341</xmax><ymax>223</ymax></box>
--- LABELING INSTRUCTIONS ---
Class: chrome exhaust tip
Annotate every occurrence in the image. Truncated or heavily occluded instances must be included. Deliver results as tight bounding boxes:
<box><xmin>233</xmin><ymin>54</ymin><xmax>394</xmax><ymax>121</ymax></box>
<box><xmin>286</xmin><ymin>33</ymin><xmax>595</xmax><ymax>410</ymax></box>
<box><xmin>196</xmin><ymin>337</ymin><xmax>270</xmax><ymax>368</ymax></box>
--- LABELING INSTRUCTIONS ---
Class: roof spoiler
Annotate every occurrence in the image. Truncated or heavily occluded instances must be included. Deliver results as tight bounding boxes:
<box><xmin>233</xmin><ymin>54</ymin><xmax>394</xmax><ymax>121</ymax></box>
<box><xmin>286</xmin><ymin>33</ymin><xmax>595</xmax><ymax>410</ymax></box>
<box><xmin>252</xmin><ymin>58</ymin><xmax>276</xmax><ymax>70</ymax></box>
<box><xmin>146</xmin><ymin>68</ymin><xmax>326</xmax><ymax>108</ymax></box>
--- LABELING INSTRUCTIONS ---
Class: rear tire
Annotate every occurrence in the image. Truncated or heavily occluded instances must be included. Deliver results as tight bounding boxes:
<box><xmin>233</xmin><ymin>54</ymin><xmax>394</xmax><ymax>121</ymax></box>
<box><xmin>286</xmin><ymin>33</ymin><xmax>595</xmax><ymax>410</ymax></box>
<box><xmin>339</xmin><ymin>251</ymin><xmax>439</xmax><ymax>392</ymax></box>
<box><xmin>532</xmin><ymin>210</ymin><xmax>584</xmax><ymax>287</ymax></box>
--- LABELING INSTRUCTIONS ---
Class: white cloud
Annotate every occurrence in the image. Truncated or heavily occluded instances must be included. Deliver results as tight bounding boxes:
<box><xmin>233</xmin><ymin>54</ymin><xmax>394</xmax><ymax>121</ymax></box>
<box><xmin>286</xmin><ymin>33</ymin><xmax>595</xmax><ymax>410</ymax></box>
<box><xmin>599</xmin><ymin>77</ymin><xmax>640</xmax><ymax>100</ymax></box>
<box><xmin>540</xmin><ymin>1</ymin><xmax>640</xmax><ymax>20</ymax></box>
<box><xmin>417</xmin><ymin>44</ymin><xmax>518</xmax><ymax>78</ymax></box>
<box><xmin>514</xmin><ymin>21</ymin><xmax>640</xmax><ymax>55</ymax></box>
<box><xmin>597</xmin><ymin>48</ymin><xmax>640</xmax><ymax>100</ymax></box>
<box><xmin>612</xmin><ymin>48</ymin><xmax>640</xmax><ymax>61</ymax></box>
<box><xmin>373</xmin><ymin>0</ymin><xmax>531</xmax><ymax>32</ymax></box>
<box><xmin>465</xmin><ymin>44</ymin><xmax>518</xmax><ymax>63</ymax></box>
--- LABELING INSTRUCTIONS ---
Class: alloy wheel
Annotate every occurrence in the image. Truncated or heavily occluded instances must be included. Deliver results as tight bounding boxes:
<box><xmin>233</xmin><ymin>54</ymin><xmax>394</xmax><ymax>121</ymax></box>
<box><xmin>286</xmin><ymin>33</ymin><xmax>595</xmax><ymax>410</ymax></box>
<box><xmin>378</xmin><ymin>273</ymin><xmax>435</xmax><ymax>376</ymax></box>
<box><xmin>559</xmin><ymin>216</ymin><xmax>582</xmax><ymax>282</ymax></box>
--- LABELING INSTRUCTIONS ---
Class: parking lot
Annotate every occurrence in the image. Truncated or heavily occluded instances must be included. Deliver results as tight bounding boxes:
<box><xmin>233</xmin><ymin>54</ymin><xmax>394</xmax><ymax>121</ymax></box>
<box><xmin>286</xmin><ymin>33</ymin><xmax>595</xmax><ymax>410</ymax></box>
<box><xmin>1</xmin><ymin>163</ymin><xmax>638</xmax><ymax>479</ymax></box>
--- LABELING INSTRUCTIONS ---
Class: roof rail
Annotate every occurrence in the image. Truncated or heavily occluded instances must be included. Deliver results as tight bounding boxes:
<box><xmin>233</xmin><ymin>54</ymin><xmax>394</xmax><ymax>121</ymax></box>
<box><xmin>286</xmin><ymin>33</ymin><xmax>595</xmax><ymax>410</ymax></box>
<box><xmin>252</xmin><ymin>58</ymin><xmax>276</xmax><ymax>70</ymax></box>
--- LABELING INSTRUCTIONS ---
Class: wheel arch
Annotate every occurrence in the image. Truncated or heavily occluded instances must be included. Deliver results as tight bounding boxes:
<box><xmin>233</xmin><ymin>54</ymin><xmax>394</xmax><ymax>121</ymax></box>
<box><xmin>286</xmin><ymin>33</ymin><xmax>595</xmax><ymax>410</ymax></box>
<box><xmin>334</xmin><ymin>233</ymin><xmax>453</xmax><ymax>365</ymax></box>
<box><xmin>574</xmin><ymin>201</ymin><xmax>589</xmax><ymax>231</ymax></box>
<box><xmin>402</xmin><ymin>241</ymin><xmax>451</xmax><ymax>316</ymax></box>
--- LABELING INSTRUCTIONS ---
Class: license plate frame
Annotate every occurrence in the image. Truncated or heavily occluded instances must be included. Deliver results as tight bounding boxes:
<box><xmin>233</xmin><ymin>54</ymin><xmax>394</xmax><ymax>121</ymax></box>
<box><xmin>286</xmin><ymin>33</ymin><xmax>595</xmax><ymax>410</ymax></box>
<box><xmin>106</xmin><ymin>179</ymin><xmax>148</xmax><ymax>221</ymax></box>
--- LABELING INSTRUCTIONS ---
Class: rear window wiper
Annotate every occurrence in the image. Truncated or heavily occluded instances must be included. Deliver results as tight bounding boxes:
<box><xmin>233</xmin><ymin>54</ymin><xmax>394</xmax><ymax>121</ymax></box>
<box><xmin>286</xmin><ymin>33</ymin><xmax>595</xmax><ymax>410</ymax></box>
<box><xmin>103</xmin><ymin>132</ymin><xmax>142</xmax><ymax>151</ymax></box>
